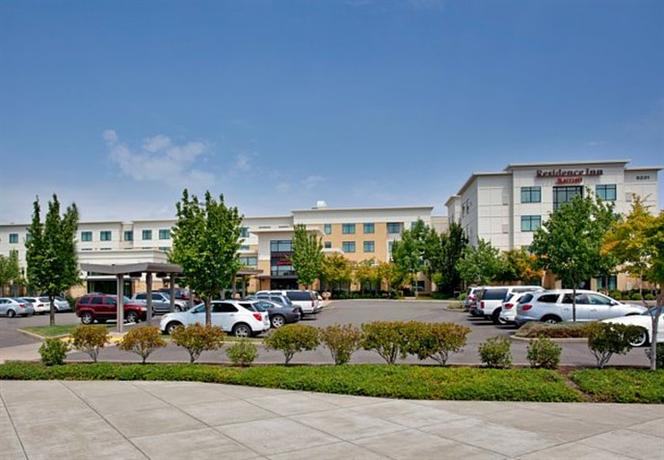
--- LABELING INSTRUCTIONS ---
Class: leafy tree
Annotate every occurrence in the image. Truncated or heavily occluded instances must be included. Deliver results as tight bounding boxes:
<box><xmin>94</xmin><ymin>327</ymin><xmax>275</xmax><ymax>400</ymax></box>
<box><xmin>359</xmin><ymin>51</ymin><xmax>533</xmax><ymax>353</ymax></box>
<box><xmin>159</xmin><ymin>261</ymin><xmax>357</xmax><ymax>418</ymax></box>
<box><xmin>496</xmin><ymin>248</ymin><xmax>543</xmax><ymax>285</ymax></box>
<box><xmin>391</xmin><ymin>220</ymin><xmax>429</xmax><ymax>296</ymax></box>
<box><xmin>170</xmin><ymin>190</ymin><xmax>242</xmax><ymax>326</ymax></box>
<box><xmin>353</xmin><ymin>259</ymin><xmax>380</xmax><ymax>294</ymax></box>
<box><xmin>25</xmin><ymin>195</ymin><xmax>80</xmax><ymax>326</ymax></box>
<box><xmin>290</xmin><ymin>224</ymin><xmax>323</xmax><ymax>289</ymax></box>
<box><xmin>436</xmin><ymin>222</ymin><xmax>468</xmax><ymax>295</ymax></box>
<box><xmin>375</xmin><ymin>261</ymin><xmax>405</xmax><ymax>293</ymax></box>
<box><xmin>456</xmin><ymin>239</ymin><xmax>502</xmax><ymax>286</ymax></box>
<box><xmin>0</xmin><ymin>251</ymin><xmax>21</xmax><ymax>296</ymax></box>
<box><xmin>321</xmin><ymin>253</ymin><xmax>353</xmax><ymax>293</ymax></box>
<box><xmin>530</xmin><ymin>193</ymin><xmax>617</xmax><ymax>322</ymax></box>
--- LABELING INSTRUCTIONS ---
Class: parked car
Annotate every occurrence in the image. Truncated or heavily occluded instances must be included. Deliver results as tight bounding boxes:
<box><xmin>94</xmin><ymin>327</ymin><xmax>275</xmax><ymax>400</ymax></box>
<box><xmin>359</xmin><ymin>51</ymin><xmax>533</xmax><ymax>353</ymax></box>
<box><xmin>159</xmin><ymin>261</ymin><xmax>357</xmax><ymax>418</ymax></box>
<box><xmin>239</xmin><ymin>299</ymin><xmax>301</xmax><ymax>328</ymax></box>
<box><xmin>464</xmin><ymin>287</ymin><xmax>482</xmax><ymax>312</ymax></box>
<box><xmin>157</xmin><ymin>287</ymin><xmax>191</xmax><ymax>301</ymax></box>
<box><xmin>75</xmin><ymin>294</ymin><xmax>147</xmax><ymax>324</ymax></box>
<box><xmin>37</xmin><ymin>294</ymin><xmax>72</xmax><ymax>312</ymax></box>
<box><xmin>515</xmin><ymin>290</ymin><xmax>647</xmax><ymax>326</ymax></box>
<box><xmin>256</xmin><ymin>290</ymin><xmax>320</xmax><ymax>315</ymax></box>
<box><xmin>159</xmin><ymin>300</ymin><xmax>270</xmax><ymax>337</ymax></box>
<box><xmin>0</xmin><ymin>298</ymin><xmax>34</xmax><ymax>317</ymax></box>
<box><xmin>474</xmin><ymin>286</ymin><xmax>543</xmax><ymax>324</ymax></box>
<box><xmin>498</xmin><ymin>292</ymin><xmax>529</xmax><ymax>325</ymax></box>
<box><xmin>131</xmin><ymin>292</ymin><xmax>187</xmax><ymax>314</ymax></box>
<box><xmin>603</xmin><ymin>307</ymin><xmax>664</xmax><ymax>347</ymax></box>
<box><xmin>18</xmin><ymin>297</ymin><xmax>50</xmax><ymax>314</ymax></box>
<box><xmin>250</xmin><ymin>293</ymin><xmax>296</xmax><ymax>309</ymax></box>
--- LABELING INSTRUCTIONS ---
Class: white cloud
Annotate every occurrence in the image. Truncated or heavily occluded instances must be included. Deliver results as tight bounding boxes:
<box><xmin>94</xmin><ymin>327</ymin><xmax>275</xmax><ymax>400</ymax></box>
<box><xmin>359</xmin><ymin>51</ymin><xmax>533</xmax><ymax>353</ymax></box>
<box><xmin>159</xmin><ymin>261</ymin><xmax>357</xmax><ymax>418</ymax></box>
<box><xmin>233</xmin><ymin>153</ymin><xmax>253</xmax><ymax>172</ymax></box>
<box><xmin>301</xmin><ymin>175</ymin><xmax>325</xmax><ymax>190</ymax></box>
<box><xmin>102</xmin><ymin>129</ymin><xmax>118</xmax><ymax>144</ymax></box>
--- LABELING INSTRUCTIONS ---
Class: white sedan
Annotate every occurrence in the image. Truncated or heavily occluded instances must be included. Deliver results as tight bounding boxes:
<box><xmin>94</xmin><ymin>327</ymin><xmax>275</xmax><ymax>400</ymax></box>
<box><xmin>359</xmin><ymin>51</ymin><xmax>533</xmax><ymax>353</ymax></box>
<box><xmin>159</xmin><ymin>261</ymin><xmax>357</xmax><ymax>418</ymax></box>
<box><xmin>20</xmin><ymin>297</ymin><xmax>51</xmax><ymax>314</ymax></box>
<box><xmin>159</xmin><ymin>300</ymin><xmax>270</xmax><ymax>337</ymax></box>
<box><xmin>603</xmin><ymin>307</ymin><xmax>664</xmax><ymax>347</ymax></box>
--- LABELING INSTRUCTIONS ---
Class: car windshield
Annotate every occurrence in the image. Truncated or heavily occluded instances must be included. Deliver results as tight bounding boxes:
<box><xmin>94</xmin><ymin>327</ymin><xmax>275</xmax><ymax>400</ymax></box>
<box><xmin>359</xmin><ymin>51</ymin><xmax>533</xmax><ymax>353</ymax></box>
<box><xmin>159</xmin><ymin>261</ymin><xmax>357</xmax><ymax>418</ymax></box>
<box><xmin>39</xmin><ymin>297</ymin><xmax>50</xmax><ymax>302</ymax></box>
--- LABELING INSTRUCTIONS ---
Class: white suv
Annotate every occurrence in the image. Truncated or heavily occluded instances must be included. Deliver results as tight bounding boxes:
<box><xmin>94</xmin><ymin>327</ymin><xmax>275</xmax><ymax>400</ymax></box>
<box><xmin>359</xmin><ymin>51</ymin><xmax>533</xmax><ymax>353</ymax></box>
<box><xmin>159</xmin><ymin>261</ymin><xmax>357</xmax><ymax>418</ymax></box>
<box><xmin>256</xmin><ymin>290</ymin><xmax>320</xmax><ymax>315</ymax></box>
<box><xmin>515</xmin><ymin>290</ymin><xmax>647</xmax><ymax>326</ymax></box>
<box><xmin>476</xmin><ymin>286</ymin><xmax>543</xmax><ymax>324</ymax></box>
<box><xmin>159</xmin><ymin>300</ymin><xmax>270</xmax><ymax>337</ymax></box>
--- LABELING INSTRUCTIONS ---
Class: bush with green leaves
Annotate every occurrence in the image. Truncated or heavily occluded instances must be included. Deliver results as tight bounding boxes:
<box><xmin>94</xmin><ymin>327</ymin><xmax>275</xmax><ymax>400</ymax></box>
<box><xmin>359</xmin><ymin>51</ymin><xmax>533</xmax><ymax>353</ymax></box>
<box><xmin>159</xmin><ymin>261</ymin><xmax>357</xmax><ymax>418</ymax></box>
<box><xmin>39</xmin><ymin>338</ymin><xmax>69</xmax><ymax>366</ymax></box>
<box><xmin>645</xmin><ymin>343</ymin><xmax>664</xmax><ymax>369</ymax></box>
<box><xmin>226</xmin><ymin>339</ymin><xmax>258</xmax><ymax>366</ymax></box>
<box><xmin>609</xmin><ymin>290</ymin><xmax>622</xmax><ymax>300</ymax></box>
<box><xmin>361</xmin><ymin>321</ymin><xmax>411</xmax><ymax>364</ymax></box>
<box><xmin>118</xmin><ymin>326</ymin><xmax>166</xmax><ymax>364</ymax></box>
<box><xmin>264</xmin><ymin>324</ymin><xmax>320</xmax><ymax>365</ymax></box>
<box><xmin>458</xmin><ymin>292</ymin><xmax>468</xmax><ymax>301</ymax></box>
<box><xmin>527</xmin><ymin>337</ymin><xmax>562</xmax><ymax>369</ymax></box>
<box><xmin>71</xmin><ymin>325</ymin><xmax>110</xmax><ymax>363</ymax></box>
<box><xmin>319</xmin><ymin>324</ymin><xmax>362</xmax><ymax>365</ymax></box>
<box><xmin>587</xmin><ymin>322</ymin><xmax>642</xmax><ymax>368</ymax></box>
<box><xmin>171</xmin><ymin>324</ymin><xmax>225</xmax><ymax>363</ymax></box>
<box><xmin>644</xmin><ymin>293</ymin><xmax>656</xmax><ymax>301</ymax></box>
<box><xmin>403</xmin><ymin>322</ymin><xmax>470</xmax><ymax>366</ymax></box>
<box><xmin>479</xmin><ymin>336</ymin><xmax>512</xmax><ymax>369</ymax></box>
<box><xmin>515</xmin><ymin>321</ymin><xmax>594</xmax><ymax>339</ymax></box>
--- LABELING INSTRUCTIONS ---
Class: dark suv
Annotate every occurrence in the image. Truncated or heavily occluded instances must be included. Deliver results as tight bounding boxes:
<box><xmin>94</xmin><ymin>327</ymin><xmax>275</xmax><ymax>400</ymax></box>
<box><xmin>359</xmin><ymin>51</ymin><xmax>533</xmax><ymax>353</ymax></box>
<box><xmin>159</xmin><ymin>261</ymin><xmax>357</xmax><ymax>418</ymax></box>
<box><xmin>75</xmin><ymin>294</ymin><xmax>147</xmax><ymax>325</ymax></box>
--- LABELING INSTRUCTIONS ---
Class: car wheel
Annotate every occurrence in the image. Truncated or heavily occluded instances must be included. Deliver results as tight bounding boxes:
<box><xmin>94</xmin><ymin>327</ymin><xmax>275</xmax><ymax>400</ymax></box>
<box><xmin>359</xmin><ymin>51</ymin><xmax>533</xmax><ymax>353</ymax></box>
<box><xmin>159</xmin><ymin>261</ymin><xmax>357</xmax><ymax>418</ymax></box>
<box><xmin>125</xmin><ymin>311</ymin><xmax>139</xmax><ymax>324</ymax></box>
<box><xmin>6</xmin><ymin>309</ymin><xmax>16</xmax><ymax>318</ymax></box>
<box><xmin>271</xmin><ymin>315</ymin><xmax>286</xmax><ymax>329</ymax></box>
<box><xmin>491</xmin><ymin>309</ymin><xmax>503</xmax><ymax>325</ymax></box>
<box><xmin>80</xmin><ymin>311</ymin><xmax>93</xmax><ymax>324</ymax></box>
<box><xmin>166</xmin><ymin>321</ymin><xmax>183</xmax><ymax>335</ymax></box>
<box><xmin>629</xmin><ymin>328</ymin><xmax>649</xmax><ymax>347</ymax></box>
<box><xmin>232</xmin><ymin>323</ymin><xmax>252</xmax><ymax>338</ymax></box>
<box><xmin>541</xmin><ymin>315</ymin><xmax>561</xmax><ymax>325</ymax></box>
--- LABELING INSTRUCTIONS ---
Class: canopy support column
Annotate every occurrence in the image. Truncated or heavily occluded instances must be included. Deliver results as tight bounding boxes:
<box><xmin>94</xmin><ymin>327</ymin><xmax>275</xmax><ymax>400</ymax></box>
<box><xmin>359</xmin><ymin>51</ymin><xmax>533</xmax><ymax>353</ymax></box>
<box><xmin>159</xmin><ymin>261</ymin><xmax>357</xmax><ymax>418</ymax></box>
<box><xmin>146</xmin><ymin>272</ymin><xmax>153</xmax><ymax>322</ymax></box>
<box><xmin>116</xmin><ymin>274</ymin><xmax>124</xmax><ymax>333</ymax></box>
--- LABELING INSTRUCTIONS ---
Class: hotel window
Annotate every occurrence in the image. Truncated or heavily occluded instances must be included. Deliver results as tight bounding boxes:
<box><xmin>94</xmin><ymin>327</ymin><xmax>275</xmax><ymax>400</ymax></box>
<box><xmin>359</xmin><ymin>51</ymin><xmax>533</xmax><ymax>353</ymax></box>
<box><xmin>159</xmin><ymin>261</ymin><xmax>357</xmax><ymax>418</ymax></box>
<box><xmin>342</xmin><ymin>223</ymin><xmax>356</xmax><ymax>234</ymax></box>
<box><xmin>553</xmin><ymin>186</ymin><xmax>583</xmax><ymax>211</ymax></box>
<box><xmin>324</xmin><ymin>241</ymin><xmax>332</xmax><ymax>249</ymax></box>
<box><xmin>363</xmin><ymin>223</ymin><xmax>374</xmax><ymax>234</ymax></box>
<box><xmin>240</xmin><ymin>227</ymin><xmax>249</xmax><ymax>238</ymax></box>
<box><xmin>159</xmin><ymin>247</ymin><xmax>169</xmax><ymax>252</ymax></box>
<box><xmin>323</xmin><ymin>224</ymin><xmax>332</xmax><ymax>235</ymax></box>
<box><xmin>142</xmin><ymin>230</ymin><xmax>152</xmax><ymax>240</ymax></box>
<box><xmin>239</xmin><ymin>245</ymin><xmax>250</xmax><ymax>251</ymax></box>
<box><xmin>596</xmin><ymin>184</ymin><xmax>617</xmax><ymax>202</ymax></box>
<box><xmin>386</xmin><ymin>222</ymin><xmax>403</xmax><ymax>234</ymax></box>
<box><xmin>124</xmin><ymin>231</ymin><xmax>133</xmax><ymax>241</ymax></box>
<box><xmin>159</xmin><ymin>229</ymin><xmax>170</xmax><ymax>240</ymax></box>
<box><xmin>520</xmin><ymin>215</ymin><xmax>541</xmax><ymax>232</ymax></box>
<box><xmin>270</xmin><ymin>240</ymin><xmax>292</xmax><ymax>252</ymax></box>
<box><xmin>521</xmin><ymin>186</ymin><xmax>541</xmax><ymax>203</ymax></box>
<box><xmin>363</xmin><ymin>241</ymin><xmax>375</xmax><ymax>253</ymax></box>
<box><xmin>239</xmin><ymin>256</ymin><xmax>257</xmax><ymax>266</ymax></box>
<box><xmin>100</xmin><ymin>231</ymin><xmax>112</xmax><ymax>241</ymax></box>
<box><xmin>595</xmin><ymin>275</ymin><xmax>618</xmax><ymax>291</ymax></box>
<box><xmin>8</xmin><ymin>233</ymin><xmax>19</xmax><ymax>244</ymax></box>
<box><xmin>342</xmin><ymin>241</ymin><xmax>356</xmax><ymax>253</ymax></box>
<box><xmin>80</xmin><ymin>231</ymin><xmax>92</xmax><ymax>242</ymax></box>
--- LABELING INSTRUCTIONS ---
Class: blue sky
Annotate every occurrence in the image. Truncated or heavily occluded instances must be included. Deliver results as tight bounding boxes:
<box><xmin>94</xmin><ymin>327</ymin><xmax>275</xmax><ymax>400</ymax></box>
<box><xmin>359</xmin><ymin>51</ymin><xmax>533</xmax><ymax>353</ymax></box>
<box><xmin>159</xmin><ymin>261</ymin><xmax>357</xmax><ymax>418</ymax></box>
<box><xmin>1</xmin><ymin>0</ymin><xmax>662</xmax><ymax>222</ymax></box>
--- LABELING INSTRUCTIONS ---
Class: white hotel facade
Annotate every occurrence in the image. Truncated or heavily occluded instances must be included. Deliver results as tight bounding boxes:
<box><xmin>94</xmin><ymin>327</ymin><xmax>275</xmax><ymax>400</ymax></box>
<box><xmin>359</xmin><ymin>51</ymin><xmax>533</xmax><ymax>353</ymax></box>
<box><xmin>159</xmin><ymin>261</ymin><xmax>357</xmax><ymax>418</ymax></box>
<box><xmin>445</xmin><ymin>159</ymin><xmax>661</xmax><ymax>290</ymax></box>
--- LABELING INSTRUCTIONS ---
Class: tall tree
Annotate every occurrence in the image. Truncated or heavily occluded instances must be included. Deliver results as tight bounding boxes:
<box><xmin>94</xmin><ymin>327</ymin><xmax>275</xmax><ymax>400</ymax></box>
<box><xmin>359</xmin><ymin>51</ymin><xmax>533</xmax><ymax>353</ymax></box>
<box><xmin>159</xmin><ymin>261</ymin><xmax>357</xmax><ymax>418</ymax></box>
<box><xmin>353</xmin><ymin>259</ymin><xmax>380</xmax><ymax>295</ymax></box>
<box><xmin>375</xmin><ymin>261</ymin><xmax>404</xmax><ymax>294</ymax></box>
<box><xmin>436</xmin><ymin>222</ymin><xmax>468</xmax><ymax>295</ymax></box>
<box><xmin>290</xmin><ymin>224</ymin><xmax>323</xmax><ymax>289</ymax></box>
<box><xmin>456</xmin><ymin>239</ymin><xmax>502</xmax><ymax>286</ymax></box>
<box><xmin>25</xmin><ymin>195</ymin><xmax>80</xmax><ymax>326</ymax></box>
<box><xmin>0</xmin><ymin>252</ymin><xmax>21</xmax><ymax>296</ymax></box>
<box><xmin>320</xmin><ymin>253</ymin><xmax>353</xmax><ymax>293</ymax></box>
<box><xmin>391</xmin><ymin>220</ymin><xmax>429</xmax><ymax>296</ymax></box>
<box><xmin>496</xmin><ymin>248</ymin><xmax>543</xmax><ymax>285</ymax></box>
<box><xmin>604</xmin><ymin>199</ymin><xmax>664</xmax><ymax>370</ymax></box>
<box><xmin>530</xmin><ymin>193</ymin><xmax>617</xmax><ymax>322</ymax></box>
<box><xmin>170</xmin><ymin>190</ymin><xmax>242</xmax><ymax>326</ymax></box>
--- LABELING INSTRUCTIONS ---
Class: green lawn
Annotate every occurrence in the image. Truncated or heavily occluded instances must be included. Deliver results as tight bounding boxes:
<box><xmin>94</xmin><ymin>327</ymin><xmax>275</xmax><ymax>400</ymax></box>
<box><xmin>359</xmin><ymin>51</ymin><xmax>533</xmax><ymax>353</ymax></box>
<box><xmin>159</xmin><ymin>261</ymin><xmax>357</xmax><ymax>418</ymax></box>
<box><xmin>571</xmin><ymin>369</ymin><xmax>664</xmax><ymax>404</ymax></box>
<box><xmin>19</xmin><ymin>324</ymin><xmax>110</xmax><ymax>338</ymax></box>
<box><xmin>0</xmin><ymin>362</ymin><xmax>582</xmax><ymax>402</ymax></box>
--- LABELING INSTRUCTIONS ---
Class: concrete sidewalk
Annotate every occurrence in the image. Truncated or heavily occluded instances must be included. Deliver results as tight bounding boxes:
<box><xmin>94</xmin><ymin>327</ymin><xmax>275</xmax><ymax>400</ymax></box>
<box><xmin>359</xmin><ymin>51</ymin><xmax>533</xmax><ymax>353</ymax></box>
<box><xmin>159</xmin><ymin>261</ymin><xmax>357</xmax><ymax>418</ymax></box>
<box><xmin>1</xmin><ymin>381</ymin><xmax>662</xmax><ymax>459</ymax></box>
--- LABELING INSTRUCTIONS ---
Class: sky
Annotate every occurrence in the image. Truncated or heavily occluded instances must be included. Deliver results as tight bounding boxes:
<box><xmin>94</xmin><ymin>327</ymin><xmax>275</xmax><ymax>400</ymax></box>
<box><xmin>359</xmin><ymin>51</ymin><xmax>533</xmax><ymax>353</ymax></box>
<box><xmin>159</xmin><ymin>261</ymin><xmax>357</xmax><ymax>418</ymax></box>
<box><xmin>1</xmin><ymin>0</ymin><xmax>663</xmax><ymax>223</ymax></box>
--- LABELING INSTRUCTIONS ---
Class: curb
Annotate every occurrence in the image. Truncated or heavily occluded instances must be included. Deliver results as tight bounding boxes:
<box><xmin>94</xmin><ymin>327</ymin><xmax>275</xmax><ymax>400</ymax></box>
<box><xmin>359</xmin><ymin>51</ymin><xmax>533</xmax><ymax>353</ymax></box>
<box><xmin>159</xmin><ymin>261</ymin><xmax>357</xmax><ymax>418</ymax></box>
<box><xmin>16</xmin><ymin>329</ymin><xmax>48</xmax><ymax>341</ymax></box>
<box><xmin>510</xmin><ymin>335</ymin><xmax>587</xmax><ymax>343</ymax></box>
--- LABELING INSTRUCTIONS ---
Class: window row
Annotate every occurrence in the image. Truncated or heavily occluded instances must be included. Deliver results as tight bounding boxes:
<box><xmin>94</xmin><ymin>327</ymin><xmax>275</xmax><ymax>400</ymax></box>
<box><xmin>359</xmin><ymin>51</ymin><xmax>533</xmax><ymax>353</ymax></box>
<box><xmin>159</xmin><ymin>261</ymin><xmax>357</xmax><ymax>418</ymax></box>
<box><xmin>520</xmin><ymin>184</ymin><xmax>617</xmax><ymax>204</ymax></box>
<box><xmin>79</xmin><ymin>229</ymin><xmax>171</xmax><ymax>242</ymax></box>
<box><xmin>341</xmin><ymin>241</ymin><xmax>375</xmax><ymax>253</ymax></box>
<box><xmin>323</xmin><ymin>222</ymin><xmax>403</xmax><ymax>235</ymax></box>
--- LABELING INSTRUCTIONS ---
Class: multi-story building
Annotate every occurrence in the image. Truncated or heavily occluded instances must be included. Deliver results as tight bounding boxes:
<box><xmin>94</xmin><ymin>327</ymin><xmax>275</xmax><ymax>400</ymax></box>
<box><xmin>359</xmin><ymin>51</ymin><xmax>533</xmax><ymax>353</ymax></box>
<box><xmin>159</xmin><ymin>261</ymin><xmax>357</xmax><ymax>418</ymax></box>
<box><xmin>445</xmin><ymin>159</ymin><xmax>661</xmax><ymax>290</ymax></box>
<box><xmin>0</xmin><ymin>203</ymin><xmax>446</xmax><ymax>296</ymax></box>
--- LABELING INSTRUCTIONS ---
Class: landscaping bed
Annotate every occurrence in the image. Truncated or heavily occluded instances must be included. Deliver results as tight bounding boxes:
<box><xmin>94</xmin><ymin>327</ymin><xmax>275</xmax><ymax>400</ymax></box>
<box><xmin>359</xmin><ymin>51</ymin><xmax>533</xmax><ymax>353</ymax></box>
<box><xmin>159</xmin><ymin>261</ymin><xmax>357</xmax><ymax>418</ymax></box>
<box><xmin>515</xmin><ymin>321</ymin><xmax>593</xmax><ymax>339</ymax></box>
<box><xmin>570</xmin><ymin>368</ymin><xmax>664</xmax><ymax>404</ymax></box>
<box><xmin>20</xmin><ymin>324</ymin><xmax>113</xmax><ymax>338</ymax></box>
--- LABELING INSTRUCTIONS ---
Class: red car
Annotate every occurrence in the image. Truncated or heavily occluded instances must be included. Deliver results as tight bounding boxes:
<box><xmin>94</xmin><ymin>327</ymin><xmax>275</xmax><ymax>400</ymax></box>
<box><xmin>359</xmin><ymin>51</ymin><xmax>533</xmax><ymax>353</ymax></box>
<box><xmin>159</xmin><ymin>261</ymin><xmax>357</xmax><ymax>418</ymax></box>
<box><xmin>75</xmin><ymin>294</ymin><xmax>147</xmax><ymax>325</ymax></box>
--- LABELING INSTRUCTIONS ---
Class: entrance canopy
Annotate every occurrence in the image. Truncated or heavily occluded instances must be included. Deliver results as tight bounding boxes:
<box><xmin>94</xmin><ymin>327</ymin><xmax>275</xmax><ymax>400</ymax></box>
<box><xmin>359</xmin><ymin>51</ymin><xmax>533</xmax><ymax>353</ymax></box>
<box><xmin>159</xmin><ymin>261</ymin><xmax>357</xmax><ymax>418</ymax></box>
<box><xmin>80</xmin><ymin>262</ymin><xmax>183</xmax><ymax>332</ymax></box>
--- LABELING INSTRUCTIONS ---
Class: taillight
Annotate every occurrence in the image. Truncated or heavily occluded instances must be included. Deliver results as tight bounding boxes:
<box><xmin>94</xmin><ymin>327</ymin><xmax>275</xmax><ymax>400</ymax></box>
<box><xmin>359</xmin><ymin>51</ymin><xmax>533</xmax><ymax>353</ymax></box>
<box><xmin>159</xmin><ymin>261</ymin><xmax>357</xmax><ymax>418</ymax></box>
<box><xmin>252</xmin><ymin>312</ymin><xmax>262</xmax><ymax>321</ymax></box>
<box><xmin>480</xmin><ymin>301</ymin><xmax>485</xmax><ymax>308</ymax></box>
<box><xmin>504</xmin><ymin>303</ymin><xmax>514</xmax><ymax>310</ymax></box>
<box><xmin>522</xmin><ymin>304</ymin><xmax>533</xmax><ymax>311</ymax></box>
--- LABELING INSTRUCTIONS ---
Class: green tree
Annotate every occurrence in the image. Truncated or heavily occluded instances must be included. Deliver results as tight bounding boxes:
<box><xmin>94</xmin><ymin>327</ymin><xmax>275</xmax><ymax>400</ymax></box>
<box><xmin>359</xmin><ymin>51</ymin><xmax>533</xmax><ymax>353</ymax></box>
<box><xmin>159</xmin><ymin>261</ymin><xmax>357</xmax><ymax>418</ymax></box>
<box><xmin>391</xmin><ymin>220</ymin><xmax>428</xmax><ymax>296</ymax></box>
<box><xmin>321</xmin><ymin>253</ymin><xmax>353</xmax><ymax>293</ymax></box>
<box><xmin>290</xmin><ymin>224</ymin><xmax>323</xmax><ymax>289</ymax></box>
<box><xmin>456</xmin><ymin>239</ymin><xmax>502</xmax><ymax>286</ymax></box>
<box><xmin>0</xmin><ymin>251</ymin><xmax>21</xmax><ymax>296</ymax></box>
<box><xmin>530</xmin><ymin>193</ymin><xmax>617</xmax><ymax>322</ymax></box>
<box><xmin>376</xmin><ymin>261</ymin><xmax>404</xmax><ymax>294</ymax></box>
<box><xmin>170</xmin><ymin>190</ymin><xmax>242</xmax><ymax>326</ymax></box>
<box><xmin>436</xmin><ymin>222</ymin><xmax>468</xmax><ymax>295</ymax></box>
<box><xmin>25</xmin><ymin>195</ymin><xmax>80</xmax><ymax>326</ymax></box>
<box><xmin>353</xmin><ymin>259</ymin><xmax>380</xmax><ymax>295</ymax></box>
<box><xmin>496</xmin><ymin>248</ymin><xmax>543</xmax><ymax>285</ymax></box>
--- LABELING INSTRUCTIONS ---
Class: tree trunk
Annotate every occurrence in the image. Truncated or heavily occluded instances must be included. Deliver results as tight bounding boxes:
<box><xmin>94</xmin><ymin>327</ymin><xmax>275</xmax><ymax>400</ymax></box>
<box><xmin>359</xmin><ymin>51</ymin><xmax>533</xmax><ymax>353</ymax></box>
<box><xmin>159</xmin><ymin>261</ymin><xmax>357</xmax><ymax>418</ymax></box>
<box><xmin>650</xmin><ymin>285</ymin><xmax>663</xmax><ymax>371</ymax></box>
<box><xmin>572</xmin><ymin>287</ymin><xmax>577</xmax><ymax>322</ymax></box>
<box><xmin>49</xmin><ymin>295</ymin><xmax>56</xmax><ymax>327</ymax></box>
<box><xmin>204</xmin><ymin>297</ymin><xmax>211</xmax><ymax>326</ymax></box>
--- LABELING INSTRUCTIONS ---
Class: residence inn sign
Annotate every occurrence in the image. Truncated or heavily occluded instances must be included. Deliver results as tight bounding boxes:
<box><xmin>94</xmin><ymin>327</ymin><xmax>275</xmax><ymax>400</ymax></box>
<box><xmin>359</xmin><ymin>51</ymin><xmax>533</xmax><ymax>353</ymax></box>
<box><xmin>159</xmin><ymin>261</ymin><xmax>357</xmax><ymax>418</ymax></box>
<box><xmin>536</xmin><ymin>168</ymin><xmax>603</xmax><ymax>184</ymax></box>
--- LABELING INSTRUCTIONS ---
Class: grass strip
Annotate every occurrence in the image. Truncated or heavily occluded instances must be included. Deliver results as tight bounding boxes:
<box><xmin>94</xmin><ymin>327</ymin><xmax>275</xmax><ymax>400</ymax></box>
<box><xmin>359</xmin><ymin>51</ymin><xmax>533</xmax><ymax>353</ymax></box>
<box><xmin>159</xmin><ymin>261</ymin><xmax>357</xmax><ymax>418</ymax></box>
<box><xmin>20</xmin><ymin>325</ymin><xmax>112</xmax><ymax>338</ymax></box>
<box><xmin>570</xmin><ymin>368</ymin><xmax>664</xmax><ymax>404</ymax></box>
<box><xmin>0</xmin><ymin>362</ymin><xmax>582</xmax><ymax>402</ymax></box>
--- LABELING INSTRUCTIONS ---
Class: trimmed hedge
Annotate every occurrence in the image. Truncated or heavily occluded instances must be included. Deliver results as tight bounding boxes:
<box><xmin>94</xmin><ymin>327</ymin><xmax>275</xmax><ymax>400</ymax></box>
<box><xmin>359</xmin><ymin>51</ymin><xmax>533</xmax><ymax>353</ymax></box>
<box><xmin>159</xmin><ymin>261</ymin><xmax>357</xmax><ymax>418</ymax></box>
<box><xmin>571</xmin><ymin>369</ymin><xmax>664</xmax><ymax>403</ymax></box>
<box><xmin>515</xmin><ymin>321</ymin><xmax>594</xmax><ymax>339</ymax></box>
<box><xmin>0</xmin><ymin>362</ymin><xmax>582</xmax><ymax>402</ymax></box>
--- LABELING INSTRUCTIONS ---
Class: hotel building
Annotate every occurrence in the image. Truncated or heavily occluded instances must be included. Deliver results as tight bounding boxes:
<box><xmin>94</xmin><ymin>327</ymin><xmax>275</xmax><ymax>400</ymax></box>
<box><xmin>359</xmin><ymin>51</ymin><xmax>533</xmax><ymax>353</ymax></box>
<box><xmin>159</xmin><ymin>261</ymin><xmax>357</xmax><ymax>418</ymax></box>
<box><xmin>0</xmin><ymin>203</ymin><xmax>446</xmax><ymax>296</ymax></box>
<box><xmin>445</xmin><ymin>159</ymin><xmax>661</xmax><ymax>290</ymax></box>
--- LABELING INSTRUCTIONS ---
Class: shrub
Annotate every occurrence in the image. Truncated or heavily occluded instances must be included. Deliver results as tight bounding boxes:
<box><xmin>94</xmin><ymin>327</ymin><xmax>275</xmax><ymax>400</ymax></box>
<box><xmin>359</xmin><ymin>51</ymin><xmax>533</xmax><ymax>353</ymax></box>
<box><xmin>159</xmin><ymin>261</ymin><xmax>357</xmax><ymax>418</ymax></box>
<box><xmin>630</xmin><ymin>292</ymin><xmax>643</xmax><ymax>301</ymax></box>
<box><xmin>71</xmin><ymin>325</ymin><xmax>110</xmax><ymax>363</ymax></box>
<box><xmin>515</xmin><ymin>321</ymin><xmax>593</xmax><ymax>339</ymax></box>
<box><xmin>644</xmin><ymin>293</ymin><xmax>656</xmax><ymax>301</ymax></box>
<box><xmin>527</xmin><ymin>337</ymin><xmax>562</xmax><ymax>369</ymax></box>
<box><xmin>226</xmin><ymin>339</ymin><xmax>258</xmax><ymax>367</ymax></box>
<box><xmin>39</xmin><ymin>338</ymin><xmax>69</xmax><ymax>366</ymax></box>
<box><xmin>118</xmin><ymin>326</ymin><xmax>166</xmax><ymax>364</ymax></box>
<box><xmin>319</xmin><ymin>324</ymin><xmax>362</xmax><ymax>365</ymax></box>
<box><xmin>644</xmin><ymin>343</ymin><xmax>664</xmax><ymax>369</ymax></box>
<box><xmin>609</xmin><ymin>290</ymin><xmax>622</xmax><ymax>300</ymax></box>
<box><xmin>587</xmin><ymin>322</ymin><xmax>642</xmax><ymax>368</ymax></box>
<box><xmin>458</xmin><ymin>292</ymin><xmax>468</xmax><ymax>301</ymax></box>
<box><xmin>171</xmin><ymin>324</ymin><xmax>225</xmax><ymax>363</ymax></box>
<box><xmin>361</xmin><ymin>321</ymin><xmax>411</xmax><ymax>364</ymax></box>
<box><xmin>404</xmin><ymin>322</ymin><xmax>470</xmax><ymax>366</ymax></box>
<box><xmin>479</xmin><ymin>336</ymin><xmax>512</xmax><ymax>369</ymax></box>
<box><xmin>263</xmin><ymin>324</ymin><xmax>320</xmax><ymax>365</ymax></box>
